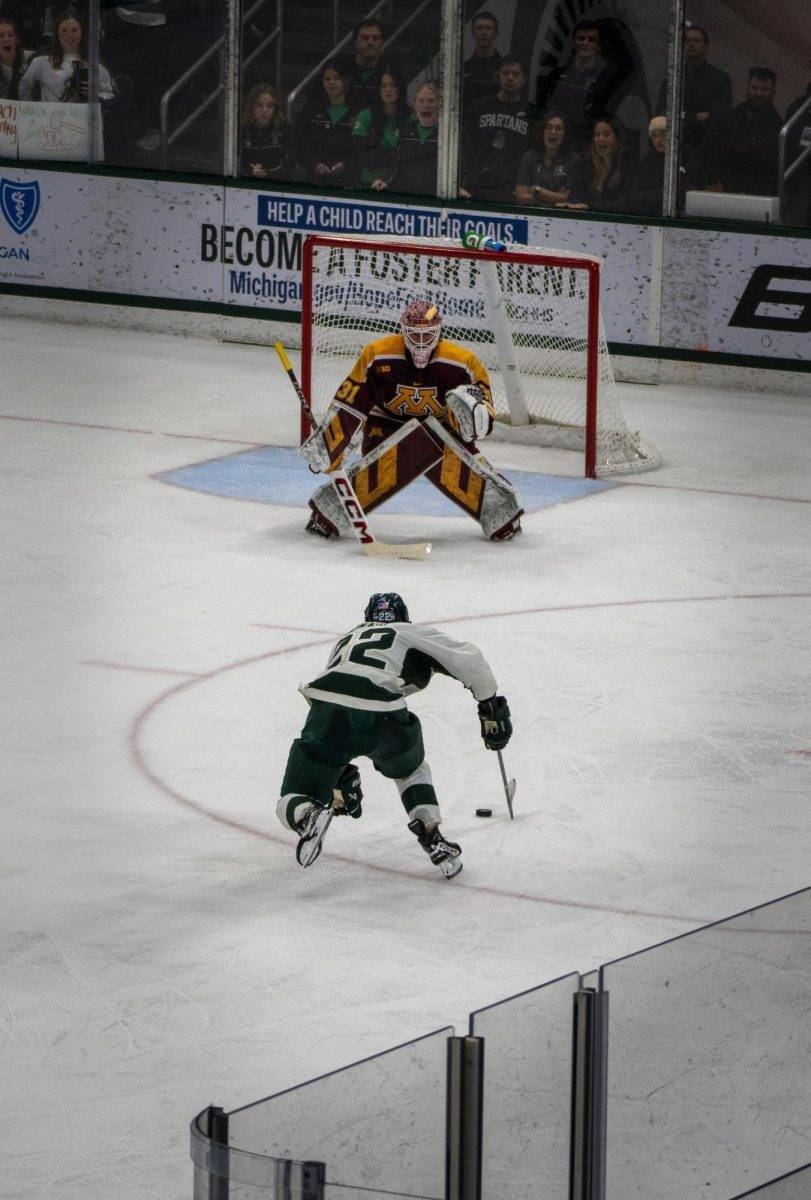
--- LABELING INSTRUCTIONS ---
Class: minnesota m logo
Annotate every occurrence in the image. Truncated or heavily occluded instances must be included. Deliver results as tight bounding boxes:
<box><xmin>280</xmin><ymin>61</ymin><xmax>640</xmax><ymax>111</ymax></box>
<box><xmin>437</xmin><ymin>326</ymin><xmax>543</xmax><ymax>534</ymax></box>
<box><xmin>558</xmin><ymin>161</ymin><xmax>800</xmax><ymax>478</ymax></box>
<box><xmin>387</xmin><ymin>385</ymin><xmax>444</xmax><ymax>418</ymax></box>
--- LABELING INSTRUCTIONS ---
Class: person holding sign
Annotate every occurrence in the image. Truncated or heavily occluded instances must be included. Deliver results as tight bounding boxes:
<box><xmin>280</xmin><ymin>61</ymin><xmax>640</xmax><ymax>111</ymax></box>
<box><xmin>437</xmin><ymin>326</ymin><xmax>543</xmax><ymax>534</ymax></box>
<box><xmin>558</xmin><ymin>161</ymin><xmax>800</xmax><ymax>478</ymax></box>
<box><xmin>18</xmin><ymin>8</ymin><xmax>112</xmax><ymax>102</ymax></box>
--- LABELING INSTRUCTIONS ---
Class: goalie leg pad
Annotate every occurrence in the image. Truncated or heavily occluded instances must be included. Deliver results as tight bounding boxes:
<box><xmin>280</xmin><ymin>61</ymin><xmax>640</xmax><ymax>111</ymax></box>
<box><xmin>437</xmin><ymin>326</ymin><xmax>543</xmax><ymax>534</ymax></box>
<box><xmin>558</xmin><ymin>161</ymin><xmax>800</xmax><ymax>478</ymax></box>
<box><xmin>423</xmin><ymin>416</ymin><xmax>524</xmax><ymax>538</ymax></box>
<box><xmin>307</xmin><ymin>418</ymin><xmax>444</xmax><ymax>531</ymax></box>
<box><xmin>350</xmin><ymin>418</ymin><xmax>444</xmax><ymax>510</ymax></box>
<box><xmin>308</xmin><ymin>482</ymin><xmax>350</xmax><ymax>536</ymax></box>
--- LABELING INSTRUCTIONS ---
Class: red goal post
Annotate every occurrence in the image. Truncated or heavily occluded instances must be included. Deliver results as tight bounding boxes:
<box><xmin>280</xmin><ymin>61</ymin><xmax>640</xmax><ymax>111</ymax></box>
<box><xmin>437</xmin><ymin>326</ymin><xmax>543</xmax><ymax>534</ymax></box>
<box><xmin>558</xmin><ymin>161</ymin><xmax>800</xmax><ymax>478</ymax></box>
<box><xmin>299</xmin><ymin>233</ymin><xmax>660</xmax><ymax>478</ymax></box>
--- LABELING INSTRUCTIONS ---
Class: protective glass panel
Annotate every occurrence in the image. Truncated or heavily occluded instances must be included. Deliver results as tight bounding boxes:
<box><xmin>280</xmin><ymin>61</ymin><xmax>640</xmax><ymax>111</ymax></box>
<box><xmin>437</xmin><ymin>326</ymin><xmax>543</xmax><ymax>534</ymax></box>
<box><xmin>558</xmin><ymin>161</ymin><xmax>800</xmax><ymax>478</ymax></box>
<box><xmin>727</xmin><ymin>1161</ymin><xmax>811</xmax><ymax>1200</ymax></box>
<box><xmin>7</xmin><ymin>1</ymin><xmax>105</xmax><ymax>165</ymax></box>
<box><xmin>101</xmin><ymin>0</ymin><xmax>226</xmax><ymax>172</ymax></box>
<box><xmin>680</xmin><ymin>0</ymin><xmax>809</xmax><ymax>226</ymax></box>
<box><xmin>601</xmin><ymin>888</ymin><xmax>811</xmax><ymax>1200</ymax></box>
<box><xmin>239</xmin><ymin>0</ymin><xmax>442</xmax><ymax>196</ymax></box>
<box><xmin>229</xmin><ymin>1026</ymin><xmax>452</xmax><ymax>1198</ymax></box>
<box><xmin>470</xmin><ymin>973</ymin><xmax>581</xmax><ymax>1200</ymax></box>
<box><xmin>459</xmin><ymin>0</ymin><xmax>671</xmax><ymax>216</ymax></box>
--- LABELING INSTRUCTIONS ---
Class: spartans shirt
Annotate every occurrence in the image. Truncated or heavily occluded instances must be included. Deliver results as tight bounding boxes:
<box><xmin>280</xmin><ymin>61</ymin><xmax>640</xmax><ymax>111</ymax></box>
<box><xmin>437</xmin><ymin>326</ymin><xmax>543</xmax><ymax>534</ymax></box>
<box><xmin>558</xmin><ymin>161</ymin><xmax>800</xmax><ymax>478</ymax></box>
<box><xmin>302</xmin><ymin>621</ymin><xmax>498</xmax><ymax>710</ymax></box>
<box><xmin>462</xmin><ymin>94</ymin><xmax>534</xmax><ymax>200</ymax></box>
<box><xmin>320</xmin><ymin>335</ymin><xmax>494</xmax><ymax>465</ymax></box>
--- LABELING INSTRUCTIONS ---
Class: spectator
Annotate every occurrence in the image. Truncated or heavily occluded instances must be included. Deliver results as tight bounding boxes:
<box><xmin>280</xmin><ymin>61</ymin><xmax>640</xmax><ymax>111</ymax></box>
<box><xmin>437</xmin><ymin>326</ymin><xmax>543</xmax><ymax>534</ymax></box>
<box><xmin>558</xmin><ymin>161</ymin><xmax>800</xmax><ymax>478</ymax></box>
<box><xmin>536</xmin><ymin>20</ymin><xmax>621</xmax><ymax>150</ymax></box>
<box><xmin>0</xmin><ymin>16</ymin><xmax>29</xmax><ymax>98</ymax></box>
<box><xmin>462</xmin><ymin>10</ymin><xmax>502</xmax><ymax>107</ymax></box>
<box><xmin>635</xmin><ymin>114</ymin><xmax>666</xmax><ymax>215</ymax></box>
<box><xmin>351</xmin><ymin>68</ymin><xmax>414</xmax><ymax>189</ymax></box>
<box><xmin>18</xmin><ymin>8</ymin><xmax>113</xmax><ymax>101</ymax></box>
<box><xmin>656</xmin><ymin>25</ymin><xmax>731</xmax><ymax>162</ymax></box>
<box><xmin>239</xmin><ymin>82</ymin><xmax>295</xmax><ymax>179</ymax></box>
<box><xmin>4</xmin><ymin>1</ymin><xmax>50</xmax><ymax>52</ymax></box>
<box><xmin>460</xmin><ymin>57</ymin><xmax>534</xmax><ymax>203</ymax></box>
<box><xmin>380</xmin><ymin>80</ymin><xmax>439</xmax><ymax>196</ymax></box>
<box><xmin>296</xmin><ymin>59</ymin><xmax>360</xmax><ymax>186</ymax></box>
<box><xmin>514</xmin><ymin>108</ymin><xmax>577</xmax><ymax>205</ymax></box>
<box><xmin>340</xmin><ymin>18</ymin><xmax>390</xmax><ymax>112</ymax></box>
<box><xmin>559</xmin><ymin>114</ymin><xmax>637</xmax><ymax>212</ymax></box>
<box><xmin>703</xmin><ymin>67</ymin><xmax>782</xmax><ymax>196</ymax></box>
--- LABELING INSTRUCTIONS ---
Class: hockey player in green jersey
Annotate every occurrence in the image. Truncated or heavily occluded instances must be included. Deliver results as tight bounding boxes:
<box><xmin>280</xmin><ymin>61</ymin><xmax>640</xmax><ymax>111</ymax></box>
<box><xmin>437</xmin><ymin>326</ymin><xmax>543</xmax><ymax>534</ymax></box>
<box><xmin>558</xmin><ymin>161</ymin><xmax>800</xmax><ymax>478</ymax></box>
<box><xmin>278</xmin><ymin>592</ymin><xmax>512</xmax><ymax>878</ymax></box>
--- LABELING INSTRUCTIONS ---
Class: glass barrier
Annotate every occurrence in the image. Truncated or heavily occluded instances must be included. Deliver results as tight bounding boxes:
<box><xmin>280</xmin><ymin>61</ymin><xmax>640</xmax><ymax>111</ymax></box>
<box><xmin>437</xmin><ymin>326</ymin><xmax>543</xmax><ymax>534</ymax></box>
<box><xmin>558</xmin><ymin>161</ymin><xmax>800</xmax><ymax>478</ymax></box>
<box><xmin>601</xmin><ymin>887</ymin><xmax>811</xmax><ymax>1200</ymax></box>
<box><xmin>1</xmin><ymin>3</ymin><xmax>106</xmax><ymax>165</ymax></box>
<box><xmin>460</xmin><ymin>0</ymin><xmax>671</xmax><ymax>219</ymax></box>
<box><xmin>191</xmin><ymin>1110</ymin><xmax>323</xmax><ymax>1199</ymax></box>
<box><xmin>727</xmin><ymin>1162</ymin><xmax>811</xmax><ymax>1200</ymax></box>
<box><xmin>2</xmin><ymin>0</ymin><xmax>808</xmax><ymax>226</ymax></box>
<box><xmin>470</xmin><ymin>973</ymin><xmax>581</xmax><ymax>1200</ymax></box>
<box><xmin>239</xmin><ymin>0</ymin><xmax>442</xmax><ymax>196</ymax></box>
<box><xmin>101</xmin><ymin>0</ymin><xmax>227</xmax><ymax>172</ymax></box>
<box><xmin>228</xmin><ymin>1026</ymin><xmax>453</xmax><ymax>1198</ymax></box>
<box><xmin>678</xmin><ymin>1</ymin><xmax>809</xmax><ymax>225</ymax></box>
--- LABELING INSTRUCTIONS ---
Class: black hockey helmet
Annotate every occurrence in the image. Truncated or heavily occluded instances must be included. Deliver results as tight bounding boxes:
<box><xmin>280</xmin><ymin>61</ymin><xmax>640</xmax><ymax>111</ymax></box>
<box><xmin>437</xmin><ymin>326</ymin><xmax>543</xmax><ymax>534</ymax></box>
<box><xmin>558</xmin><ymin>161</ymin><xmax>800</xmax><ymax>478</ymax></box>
<box><xmin>364</xmin><ymin>592</ymin><xmax>410</xmax><ymax>623</ymax></box>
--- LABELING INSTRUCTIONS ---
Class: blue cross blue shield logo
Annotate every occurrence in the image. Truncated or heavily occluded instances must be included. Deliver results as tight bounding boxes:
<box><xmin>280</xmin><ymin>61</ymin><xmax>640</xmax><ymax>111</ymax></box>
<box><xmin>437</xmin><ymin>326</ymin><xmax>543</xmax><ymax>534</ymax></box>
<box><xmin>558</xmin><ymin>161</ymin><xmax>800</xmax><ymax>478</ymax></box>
<box><xmin>0</xmin><ymin>178</ymin><xmax>41</xmax><ymax>235</ymax></box>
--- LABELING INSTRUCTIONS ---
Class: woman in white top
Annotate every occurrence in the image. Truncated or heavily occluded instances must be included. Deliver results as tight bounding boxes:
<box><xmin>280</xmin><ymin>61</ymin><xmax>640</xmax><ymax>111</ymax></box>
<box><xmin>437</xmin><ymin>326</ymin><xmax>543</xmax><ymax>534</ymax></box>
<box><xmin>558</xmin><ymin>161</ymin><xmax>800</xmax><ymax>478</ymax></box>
<box><xmin>18</xmin><ymin>8</ymin><xmax>113</xmax><ymax>102</ymax></box>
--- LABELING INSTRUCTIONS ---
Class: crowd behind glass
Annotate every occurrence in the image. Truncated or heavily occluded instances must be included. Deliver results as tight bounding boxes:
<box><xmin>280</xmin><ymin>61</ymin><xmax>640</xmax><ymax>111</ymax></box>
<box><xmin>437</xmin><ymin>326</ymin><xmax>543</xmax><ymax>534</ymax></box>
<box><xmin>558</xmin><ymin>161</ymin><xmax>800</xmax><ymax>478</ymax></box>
<box><xmin>0</xmin><ymin>0</ymin><xmax>808</xmax><ymax>226</ymax></box>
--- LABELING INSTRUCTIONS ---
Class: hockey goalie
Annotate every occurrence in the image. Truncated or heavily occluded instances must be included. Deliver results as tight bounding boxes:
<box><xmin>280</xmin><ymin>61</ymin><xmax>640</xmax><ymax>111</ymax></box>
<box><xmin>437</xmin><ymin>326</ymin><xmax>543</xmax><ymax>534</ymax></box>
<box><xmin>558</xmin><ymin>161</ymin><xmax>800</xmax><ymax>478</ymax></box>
<box><xmin>301</xmin><ymin>299</ymin><xmax>524</xmax><ymax>541</ymax></box>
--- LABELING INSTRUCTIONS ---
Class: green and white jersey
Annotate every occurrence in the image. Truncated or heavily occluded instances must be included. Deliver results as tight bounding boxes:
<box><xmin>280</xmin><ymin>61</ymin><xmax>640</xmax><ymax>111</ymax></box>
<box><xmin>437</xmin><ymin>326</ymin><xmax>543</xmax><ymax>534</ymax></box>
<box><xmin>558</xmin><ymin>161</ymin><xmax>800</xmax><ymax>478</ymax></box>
<box><xmin>301</xmin><ymin>622</ymin><xmax>498</xmax><ymax>711</ymax></box>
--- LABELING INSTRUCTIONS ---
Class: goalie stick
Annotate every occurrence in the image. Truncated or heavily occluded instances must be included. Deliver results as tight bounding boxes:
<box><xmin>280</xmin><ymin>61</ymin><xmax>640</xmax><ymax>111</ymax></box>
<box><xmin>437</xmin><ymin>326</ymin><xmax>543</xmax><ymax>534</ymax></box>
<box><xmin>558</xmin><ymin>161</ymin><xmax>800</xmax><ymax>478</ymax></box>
<box><xmin>274</xmin><ymin>343</ymin><xmax>432</xmax><ymax>561</ymax></box>
<box><xmin>497</xmin><ymin>749</ymin><xmax>516</xmax><ymax>819</ymax></box>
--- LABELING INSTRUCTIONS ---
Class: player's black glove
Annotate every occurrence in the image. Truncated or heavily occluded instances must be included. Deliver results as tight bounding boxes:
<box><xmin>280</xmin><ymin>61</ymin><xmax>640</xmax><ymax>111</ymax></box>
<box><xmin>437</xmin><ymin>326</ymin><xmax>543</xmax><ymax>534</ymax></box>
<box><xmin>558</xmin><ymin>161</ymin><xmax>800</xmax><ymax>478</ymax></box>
<box><xmin>478</xmin><ymin>695</ymin><xmax>512</xmax><ymax>750</ymax></box>
<box><xmin>331</xmin><ymin>763</ymin><xmax>363</xmax><ymax>818</ymax></box>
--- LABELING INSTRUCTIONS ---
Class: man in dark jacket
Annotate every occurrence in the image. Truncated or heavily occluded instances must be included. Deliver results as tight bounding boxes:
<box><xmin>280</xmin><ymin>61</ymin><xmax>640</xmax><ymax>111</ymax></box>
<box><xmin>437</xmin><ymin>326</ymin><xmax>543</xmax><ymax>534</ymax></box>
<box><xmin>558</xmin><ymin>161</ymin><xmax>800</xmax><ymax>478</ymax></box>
<box><xmin>703</xmin><ymin>67</ymin><xmax>782</xmax><ymax>195</ymax></box>
<box><xmin>460</xmin><ymin>57</ymin><xmax>534</xmax><ymax>203</ymax></box>
<box><xmin>657</xmin><ymin>25</ymin><xmax>732</xmax><ymax>162</ymax></box>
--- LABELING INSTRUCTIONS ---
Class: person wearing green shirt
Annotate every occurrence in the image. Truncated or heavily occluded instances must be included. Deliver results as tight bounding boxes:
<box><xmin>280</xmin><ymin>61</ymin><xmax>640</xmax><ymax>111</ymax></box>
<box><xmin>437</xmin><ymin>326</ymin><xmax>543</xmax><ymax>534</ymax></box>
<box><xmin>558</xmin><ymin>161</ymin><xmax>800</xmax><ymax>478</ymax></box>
<box><xmin>351</xmin><ymin>68</ymin><xmax>415</xmax><ymax>189</ymax></box>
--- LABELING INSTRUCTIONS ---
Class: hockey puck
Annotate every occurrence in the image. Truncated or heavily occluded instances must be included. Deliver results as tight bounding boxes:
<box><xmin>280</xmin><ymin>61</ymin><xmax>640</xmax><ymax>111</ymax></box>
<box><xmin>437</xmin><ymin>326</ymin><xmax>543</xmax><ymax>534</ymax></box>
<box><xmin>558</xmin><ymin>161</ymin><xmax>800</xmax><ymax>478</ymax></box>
<box><xmin>475</xmin><ymin>807</ymin><xmax>493</xmax><ymax>817</ymax></box>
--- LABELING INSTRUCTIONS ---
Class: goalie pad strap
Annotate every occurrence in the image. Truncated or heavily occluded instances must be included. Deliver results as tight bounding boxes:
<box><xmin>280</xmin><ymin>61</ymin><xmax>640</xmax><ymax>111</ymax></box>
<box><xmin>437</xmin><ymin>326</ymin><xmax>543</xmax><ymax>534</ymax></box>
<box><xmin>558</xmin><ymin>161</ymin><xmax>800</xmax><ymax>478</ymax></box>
<box><xmin>310</xmin><ymin>419</ymin><xmax>444</xmax><ymax>531</ymax></box>
<box><xmin>423</xmin><ymin>416</ymin><xmax>523</xmax><ymax>537</ymax></box>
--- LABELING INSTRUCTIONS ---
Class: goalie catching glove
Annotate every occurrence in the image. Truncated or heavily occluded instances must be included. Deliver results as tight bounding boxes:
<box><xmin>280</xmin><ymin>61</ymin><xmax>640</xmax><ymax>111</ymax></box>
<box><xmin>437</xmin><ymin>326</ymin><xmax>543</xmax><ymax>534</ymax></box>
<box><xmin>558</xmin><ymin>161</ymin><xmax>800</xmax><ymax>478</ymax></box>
<box><xmin>446</xmin><ymin>385</ymin><xmax>494</xmax><ymax>442</ymax></box>
<box><xmin>478</xmin><ymin>695</ymin><xmax>512</xmax><ymax>750</ymax></box>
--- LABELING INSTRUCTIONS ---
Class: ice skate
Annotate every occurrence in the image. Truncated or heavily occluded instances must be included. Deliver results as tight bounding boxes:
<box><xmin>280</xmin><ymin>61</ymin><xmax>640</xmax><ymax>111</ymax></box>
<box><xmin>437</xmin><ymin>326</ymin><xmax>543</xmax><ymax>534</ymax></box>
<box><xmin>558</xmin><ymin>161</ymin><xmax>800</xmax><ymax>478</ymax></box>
<box><xmin>296</xmin><ymin>804</ymin><xmax>334</xmax><ymax>867</ymax></box>
<box><xmin>305</xmin><ymin>508</ymin><xmax>339</xmax><ymax>539</ymax></box>
<box><xmin>408</xmin><ymin>819</ymin><xmax>463</xmax><ymax>879</ymax></box>
<box><xmin>490</xmin><ymin>516</ymin><xmax>522</xmax><ymax>541</ymax></box>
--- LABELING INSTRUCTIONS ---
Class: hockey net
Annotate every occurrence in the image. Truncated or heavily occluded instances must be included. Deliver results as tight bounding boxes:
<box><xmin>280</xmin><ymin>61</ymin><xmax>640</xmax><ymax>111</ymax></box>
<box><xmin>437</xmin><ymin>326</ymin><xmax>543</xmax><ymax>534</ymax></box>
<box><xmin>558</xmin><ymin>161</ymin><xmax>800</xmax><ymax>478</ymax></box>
<box><xmin>300</xmin><ymin>234</ymin><xmax>660</xmax><ymax>477</ymax></box>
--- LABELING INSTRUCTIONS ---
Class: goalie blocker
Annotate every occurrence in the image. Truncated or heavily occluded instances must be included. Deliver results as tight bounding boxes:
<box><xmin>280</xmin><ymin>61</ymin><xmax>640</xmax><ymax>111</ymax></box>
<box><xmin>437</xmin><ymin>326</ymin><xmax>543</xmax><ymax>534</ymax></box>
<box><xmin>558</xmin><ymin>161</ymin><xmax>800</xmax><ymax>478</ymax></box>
<box><xmin>308</xmin><ymin>413</ymin><xmax>523</xmax><ymax>541</ymax></box>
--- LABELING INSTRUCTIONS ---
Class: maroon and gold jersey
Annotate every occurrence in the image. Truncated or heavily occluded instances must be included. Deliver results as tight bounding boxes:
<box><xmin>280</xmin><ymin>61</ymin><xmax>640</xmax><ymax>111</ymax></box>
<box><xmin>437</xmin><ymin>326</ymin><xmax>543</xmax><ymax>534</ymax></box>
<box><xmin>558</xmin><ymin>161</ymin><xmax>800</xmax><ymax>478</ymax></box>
<box><xmin>321</xmin><ymin>336</ymin><xmax>494</xmax><ymax>466</ymax></box>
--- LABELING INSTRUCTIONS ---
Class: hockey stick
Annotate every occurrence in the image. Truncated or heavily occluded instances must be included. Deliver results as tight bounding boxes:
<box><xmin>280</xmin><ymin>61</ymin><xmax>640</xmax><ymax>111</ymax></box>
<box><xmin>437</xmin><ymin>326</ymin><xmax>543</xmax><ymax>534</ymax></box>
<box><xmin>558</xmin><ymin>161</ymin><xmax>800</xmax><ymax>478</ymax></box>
<box><xmin>496</xmin><ymin>749</ymin><xmax>516</xmax><ymax>819</ymax></box>
<box><xmin>274</xmin><ymin>343</ymin><xmax>431</xmax><ymax>561</ymax></box>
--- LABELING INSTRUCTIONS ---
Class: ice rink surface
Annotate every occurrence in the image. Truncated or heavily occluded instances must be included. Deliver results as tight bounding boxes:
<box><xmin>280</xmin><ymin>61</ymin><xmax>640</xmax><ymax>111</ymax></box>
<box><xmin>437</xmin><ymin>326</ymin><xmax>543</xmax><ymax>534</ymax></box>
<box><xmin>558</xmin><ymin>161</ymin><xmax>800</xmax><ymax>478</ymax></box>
<box><xmin>2</xmin><ymin>316</ymin><xmax>809</xmax><ymax>1199</ymax></box>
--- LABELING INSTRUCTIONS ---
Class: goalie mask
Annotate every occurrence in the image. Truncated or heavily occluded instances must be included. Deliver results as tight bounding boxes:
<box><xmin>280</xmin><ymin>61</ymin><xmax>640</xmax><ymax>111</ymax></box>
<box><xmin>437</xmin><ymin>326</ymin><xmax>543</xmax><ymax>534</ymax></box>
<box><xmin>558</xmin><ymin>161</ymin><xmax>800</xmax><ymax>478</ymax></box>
<box><xmin>401</xmin><ymin>300</ymin><xmax>442</xmax><ymax>368</ymax></box>
<box><xmin>364</xmin><ymin>592</ymin><xmax>410</xmax><ymax>623</ymax></box>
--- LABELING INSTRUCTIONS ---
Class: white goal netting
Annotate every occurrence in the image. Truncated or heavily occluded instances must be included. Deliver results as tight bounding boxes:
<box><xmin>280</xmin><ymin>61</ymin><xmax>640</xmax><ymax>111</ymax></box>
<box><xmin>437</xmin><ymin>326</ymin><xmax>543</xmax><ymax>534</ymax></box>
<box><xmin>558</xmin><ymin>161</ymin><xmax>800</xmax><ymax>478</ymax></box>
<box><xmin>301</xmin><ymin>234</ymin><xmax>660</xmax><ymax>476</ymax></box>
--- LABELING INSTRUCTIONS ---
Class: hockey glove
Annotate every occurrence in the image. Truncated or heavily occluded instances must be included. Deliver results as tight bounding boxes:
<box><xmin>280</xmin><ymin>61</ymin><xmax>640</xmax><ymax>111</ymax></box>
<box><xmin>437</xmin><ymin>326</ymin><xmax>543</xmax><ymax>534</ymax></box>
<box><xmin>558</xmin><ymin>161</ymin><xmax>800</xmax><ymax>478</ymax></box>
<box><xmin>331</xmin><ymin>763</ymin><xmax>363</xmax><ymax>818</ymax></box>
<box><xmin>446</xmin><ymin>385</ymin><xmax>494</xmax><ymax>442</ymax></box>
<box><xmin>300</xmin><ymin>426</ymin><xmax>332</xmax><ymax>473</ymax></box>
<box><xmin>478</xmin><ymin>695</ymin><xmax>512</xmax><ymax>750</ymax></box>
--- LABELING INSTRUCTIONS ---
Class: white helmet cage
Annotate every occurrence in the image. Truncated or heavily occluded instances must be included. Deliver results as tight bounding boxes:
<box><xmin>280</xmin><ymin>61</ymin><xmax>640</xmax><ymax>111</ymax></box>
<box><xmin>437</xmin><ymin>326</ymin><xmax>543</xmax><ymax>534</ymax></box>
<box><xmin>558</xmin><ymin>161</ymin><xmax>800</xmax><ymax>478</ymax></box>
<box><xmin>400</xmin><ymin>299</ymin><xmax>442</xmax><ymax>368</ymax></box>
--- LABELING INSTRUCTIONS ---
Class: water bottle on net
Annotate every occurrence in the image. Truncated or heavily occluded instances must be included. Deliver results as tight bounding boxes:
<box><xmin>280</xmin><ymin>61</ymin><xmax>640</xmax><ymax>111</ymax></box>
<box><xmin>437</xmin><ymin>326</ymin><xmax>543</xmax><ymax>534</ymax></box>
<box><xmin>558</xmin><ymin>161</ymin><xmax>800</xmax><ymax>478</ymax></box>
<box><xmin>462</xmin><ymin>230</ymin><xmax>506</xmax><ymax>253</ymax></box>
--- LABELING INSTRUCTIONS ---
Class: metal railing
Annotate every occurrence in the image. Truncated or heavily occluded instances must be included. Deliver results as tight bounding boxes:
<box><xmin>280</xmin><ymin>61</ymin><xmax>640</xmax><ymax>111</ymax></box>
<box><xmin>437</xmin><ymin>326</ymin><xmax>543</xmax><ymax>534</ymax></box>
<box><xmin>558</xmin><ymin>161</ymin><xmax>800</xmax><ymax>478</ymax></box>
<box><xmin>285</xmin><ymin>0</ymin><xmax>434</xmax><ymax>125</ymax></box>
<box><xmin>159</xmin><ymin>0</ymin><xmax>282</xmax><ymax>171</ymax></box>
<box><xmin>778</xmin><ymin>92</ymin><xmax>811</xmax><ymax>222</ymax></box>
